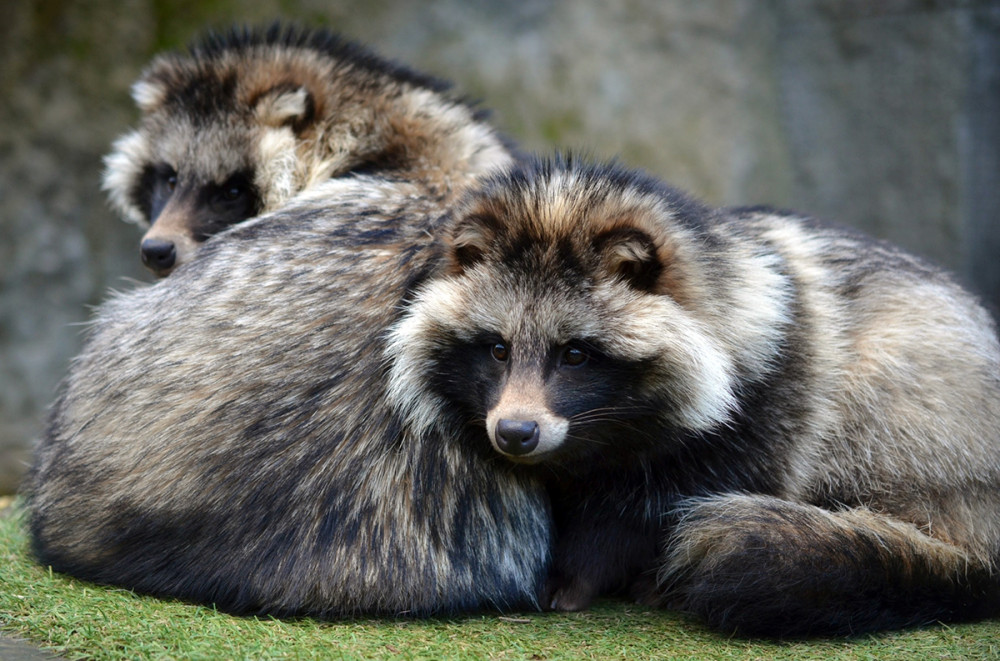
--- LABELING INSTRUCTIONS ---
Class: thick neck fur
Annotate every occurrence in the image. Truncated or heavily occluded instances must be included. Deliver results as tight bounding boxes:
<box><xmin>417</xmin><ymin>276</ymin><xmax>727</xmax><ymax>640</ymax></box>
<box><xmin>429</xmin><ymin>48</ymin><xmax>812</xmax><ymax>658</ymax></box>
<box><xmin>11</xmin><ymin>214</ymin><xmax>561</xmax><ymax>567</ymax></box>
<box><xmin>233</xmin><ymin>48</ymin><xmax>515</xmax><ymax>208</ymax></box>
<box><xmin>303</xmin><ymin>84</ymin><xmax>515</xmax><ymax>200</ymax></box>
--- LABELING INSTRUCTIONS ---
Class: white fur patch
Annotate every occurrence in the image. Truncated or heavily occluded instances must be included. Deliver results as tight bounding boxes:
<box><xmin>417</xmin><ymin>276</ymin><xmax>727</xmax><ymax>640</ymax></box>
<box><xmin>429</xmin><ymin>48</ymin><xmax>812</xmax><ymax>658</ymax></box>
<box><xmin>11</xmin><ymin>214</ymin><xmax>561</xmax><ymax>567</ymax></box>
<box><xmin>131</xmin><ymin>78</ymin><xmax>167</xmax><ymax>113</ymax></box>
<box><xmin>595</xmin><ymin>286</ymin><xmax>739</xmax><ymax>430</ymax></box>
<box><xmin>384</xmin><ymin>279</ymin><xmax>470</xmax><ymax>438</ymax></box>
<box><xmin>256</xmin><ymin>128</ymin><xmax>301</xmax><ymax>211</ymax></box>
<box><xmin>102</xmin><ymin>130</ymin><xmax>151</xmax><ymax>226</ymax></box>
<box><xmin>711</xmin><ymin>249</ymin><xmax>793</xmax><ymax>380</ymax></box>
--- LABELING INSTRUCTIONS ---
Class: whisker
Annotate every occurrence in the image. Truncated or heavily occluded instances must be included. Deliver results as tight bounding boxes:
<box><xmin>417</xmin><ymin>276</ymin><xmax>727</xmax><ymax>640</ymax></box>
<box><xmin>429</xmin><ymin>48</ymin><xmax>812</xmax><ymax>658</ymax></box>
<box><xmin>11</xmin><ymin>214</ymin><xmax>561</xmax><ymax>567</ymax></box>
<box><xmin>565</xmin><ymin>418</ymin><xmax>662</xmax><ymax>444</ymax></box>
<box><xmin>569</xmin><ymin>404</ymin><xmax>656</xmax><ymax>420</ymax></box>
<box><xmin>562</xmin><ymin>432</ymin><xmax>612</xmax><ymax>447</ymax></box>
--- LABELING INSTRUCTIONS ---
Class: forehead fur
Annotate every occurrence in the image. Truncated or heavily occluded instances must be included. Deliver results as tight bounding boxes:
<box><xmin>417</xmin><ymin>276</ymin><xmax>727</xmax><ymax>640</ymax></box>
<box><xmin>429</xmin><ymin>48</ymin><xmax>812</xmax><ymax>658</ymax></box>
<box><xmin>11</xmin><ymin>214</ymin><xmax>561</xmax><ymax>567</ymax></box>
<box><xmin>189</xmin><ymin>25</ymin><xmax>451</xmax><ymax>93</ymax></box>
<box><xmin>460</xmin><ymin>159</ymin><xmax>706</xmax><ymax>253</ymax></box>
<box><xmin>449</xmin><ymin>158</ymin><xmax>711</xmax><ymax>307</ymax></box>
<box><xmin>134</xmin><ymin>24</ymin><xmax>453</xmax><ymax>120</ymax></box>
<box><xmin>146</xmin><ymin>117</ymin><xmax>255</xmax><ymax>182</ymax></box>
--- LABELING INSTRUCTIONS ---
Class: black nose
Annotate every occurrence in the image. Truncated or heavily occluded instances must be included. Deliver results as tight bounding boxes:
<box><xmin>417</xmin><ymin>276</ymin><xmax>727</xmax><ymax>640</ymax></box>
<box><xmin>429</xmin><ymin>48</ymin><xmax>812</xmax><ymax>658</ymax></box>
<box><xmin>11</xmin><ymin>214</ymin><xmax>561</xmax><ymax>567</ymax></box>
<box><xmin>140</xmin><ymin>238</ymin><xmax>177</xmax><ymax>272</ymax></box>
<box><xmin>495</xmin><ymin>419</ymin><xmax>540</xmax><ymax>456</ymax></box>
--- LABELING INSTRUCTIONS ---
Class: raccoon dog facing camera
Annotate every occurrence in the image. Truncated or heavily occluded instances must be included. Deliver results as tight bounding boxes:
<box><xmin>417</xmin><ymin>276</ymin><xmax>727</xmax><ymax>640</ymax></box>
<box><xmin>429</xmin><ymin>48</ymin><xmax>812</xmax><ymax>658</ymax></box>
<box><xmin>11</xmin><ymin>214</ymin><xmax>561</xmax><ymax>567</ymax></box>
<box><xmin>104</xmin><ymin>24</ymin><xmax>509</xmax><ymax>276</ymax></box>
<box><xmin>387</xmin><ymin>157</ymin><xmax>1000</xmax><ymax>637</ymax></box>
<box><xmin>25</xmin><ymin>61</ymin><xmax>549</xmax><ymax>615</ymax></box>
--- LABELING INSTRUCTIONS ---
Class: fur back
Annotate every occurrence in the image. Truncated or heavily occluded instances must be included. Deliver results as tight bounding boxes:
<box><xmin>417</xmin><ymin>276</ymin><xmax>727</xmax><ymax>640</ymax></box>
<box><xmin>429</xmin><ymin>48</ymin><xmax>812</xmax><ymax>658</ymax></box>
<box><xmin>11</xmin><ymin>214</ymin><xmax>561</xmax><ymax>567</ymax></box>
<box><xmin>28</xmin><ymin>179</ymin><xmax>549</xmax><ymax>616</ymax></box>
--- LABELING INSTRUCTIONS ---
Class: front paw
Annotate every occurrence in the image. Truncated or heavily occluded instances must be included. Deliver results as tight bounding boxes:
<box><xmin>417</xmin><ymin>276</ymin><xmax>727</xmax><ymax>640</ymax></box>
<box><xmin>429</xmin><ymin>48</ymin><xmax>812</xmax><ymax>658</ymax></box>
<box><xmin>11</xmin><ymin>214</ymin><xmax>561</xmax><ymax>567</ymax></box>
<box><xmin>627</xmin><ymin>570</ymin><xmax>661</xmax><ymax>607</ymax></box>
<box><xmin>540</xmin><ymin>575</ymin><xmax>596</xmax><ymax>612</ymax></box>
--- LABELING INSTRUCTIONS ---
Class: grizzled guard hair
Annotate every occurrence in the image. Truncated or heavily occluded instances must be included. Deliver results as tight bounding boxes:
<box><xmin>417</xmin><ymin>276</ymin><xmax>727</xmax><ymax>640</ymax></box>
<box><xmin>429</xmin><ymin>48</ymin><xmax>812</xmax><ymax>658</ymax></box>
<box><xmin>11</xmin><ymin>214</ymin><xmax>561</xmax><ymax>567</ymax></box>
<box><xmin>26</xmin><ymin>26</ymin><xmax>544</xmax><ymax>617</ymax></box>
<box><xmin>387</xmin><ymin>155</ymin><xmax>1000</xmax><ymax>637</ymax></box>
<box><xmin>103</xmin><ymin>23</ymin><xmax>509</xmax><ymax>276</ymax></box>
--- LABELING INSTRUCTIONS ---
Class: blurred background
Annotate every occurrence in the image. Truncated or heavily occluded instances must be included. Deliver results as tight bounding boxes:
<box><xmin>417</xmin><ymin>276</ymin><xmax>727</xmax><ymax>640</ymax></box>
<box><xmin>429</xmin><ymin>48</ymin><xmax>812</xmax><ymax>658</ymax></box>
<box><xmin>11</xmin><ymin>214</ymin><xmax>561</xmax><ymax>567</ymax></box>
<box><xmin>1</xmin><ymin>0</ymin><xmax>998</xmax><ymax>494</ymax></box>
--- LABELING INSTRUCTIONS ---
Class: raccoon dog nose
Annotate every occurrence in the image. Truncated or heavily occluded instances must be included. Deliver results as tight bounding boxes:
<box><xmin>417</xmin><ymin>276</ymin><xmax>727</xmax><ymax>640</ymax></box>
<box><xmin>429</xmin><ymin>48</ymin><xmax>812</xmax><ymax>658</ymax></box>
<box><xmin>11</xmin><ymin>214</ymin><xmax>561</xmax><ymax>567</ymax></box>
<box><xmin>140</xmin><ymin>238</ymin><xmax>177</xmax><ymax>272</ymax></box>
<box><xmin>495</xmin><ymin>419</ymin><xmax>540</xmax><ymax>456</ymax></box>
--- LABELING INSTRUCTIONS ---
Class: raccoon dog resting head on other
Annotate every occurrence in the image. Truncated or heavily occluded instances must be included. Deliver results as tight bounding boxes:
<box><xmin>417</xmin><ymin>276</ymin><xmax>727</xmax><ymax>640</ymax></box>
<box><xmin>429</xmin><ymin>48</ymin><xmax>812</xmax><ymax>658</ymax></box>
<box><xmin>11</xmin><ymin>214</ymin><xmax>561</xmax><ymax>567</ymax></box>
<box><xmin>388</xmin><ymin>156</ymin><xmax>1000</xmax><ymax>636</ymax></box>
<box><xmin>104</xmin><ymin>24</ymin><xmax>509</xmax><ymax>276</ymax></box>
<box><xmin>25</xmin><ymin>52</ymin><xmax>547</xmax><ymax>615</ymax></box>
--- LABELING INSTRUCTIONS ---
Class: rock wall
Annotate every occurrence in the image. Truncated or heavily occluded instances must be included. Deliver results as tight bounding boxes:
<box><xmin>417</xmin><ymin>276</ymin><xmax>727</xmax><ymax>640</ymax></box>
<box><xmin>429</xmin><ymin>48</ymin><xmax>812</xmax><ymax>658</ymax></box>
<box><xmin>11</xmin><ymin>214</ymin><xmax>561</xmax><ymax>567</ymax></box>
<box><xmin>1</xmin><ymin>0</ymin><xmax>997</xmax><ymax>493</ymax></box>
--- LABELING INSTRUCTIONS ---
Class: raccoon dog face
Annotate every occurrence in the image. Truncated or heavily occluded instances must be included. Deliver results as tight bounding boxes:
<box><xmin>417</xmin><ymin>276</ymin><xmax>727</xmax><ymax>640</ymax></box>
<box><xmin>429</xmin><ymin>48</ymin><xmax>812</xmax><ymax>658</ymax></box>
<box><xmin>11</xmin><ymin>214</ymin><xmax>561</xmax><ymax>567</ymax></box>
<box><xmin>105</xmin><ymin>35</ymin><xmax>308</xmax><ymax>276</ymax></box>
<box><xmin>104</xmin><ymin>25</ymin><xmax>469</xmax><ymax>276</ymax></box>
<box><xmin>389</xmin><ymin>160</ymin><xmax>741</xmax><ymax>468</ymax></box>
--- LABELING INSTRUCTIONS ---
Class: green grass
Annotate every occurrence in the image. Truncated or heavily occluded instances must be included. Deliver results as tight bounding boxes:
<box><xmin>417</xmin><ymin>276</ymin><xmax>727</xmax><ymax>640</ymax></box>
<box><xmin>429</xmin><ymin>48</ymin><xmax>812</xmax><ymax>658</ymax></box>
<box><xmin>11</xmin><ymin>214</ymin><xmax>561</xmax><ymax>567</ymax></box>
<box><xmin>2</xmin><ymin>500</ymin><xmax>999</xmax><ymax>661</ymax></box>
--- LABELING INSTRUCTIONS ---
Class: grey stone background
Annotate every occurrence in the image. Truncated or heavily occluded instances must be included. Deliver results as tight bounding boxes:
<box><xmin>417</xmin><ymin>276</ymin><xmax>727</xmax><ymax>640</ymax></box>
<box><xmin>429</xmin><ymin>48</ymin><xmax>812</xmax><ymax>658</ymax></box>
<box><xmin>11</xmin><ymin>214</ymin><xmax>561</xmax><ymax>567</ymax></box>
<box><xmin>1</xmin><ymin>0</ymin><xmax>998</xmax><ymax>494</ymax></box>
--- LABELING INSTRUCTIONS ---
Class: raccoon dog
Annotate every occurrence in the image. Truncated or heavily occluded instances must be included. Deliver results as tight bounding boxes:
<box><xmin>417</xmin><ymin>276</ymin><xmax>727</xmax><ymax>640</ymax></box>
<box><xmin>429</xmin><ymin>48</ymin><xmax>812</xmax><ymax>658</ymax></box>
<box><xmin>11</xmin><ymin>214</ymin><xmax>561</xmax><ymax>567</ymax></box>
<box><xmin>25</xmin><ymin>69</ymin><xmax>549</xmax><ymax>616</ymax></box>
<box><xmin>387</xmin><ymin>157</ymin><xmax>1000</xmax><ymax>636</ymax></box>
<box><xmin>104</xmin><ymin>24</ymin><xmax>508</xmax><ymax>276</ymax></box>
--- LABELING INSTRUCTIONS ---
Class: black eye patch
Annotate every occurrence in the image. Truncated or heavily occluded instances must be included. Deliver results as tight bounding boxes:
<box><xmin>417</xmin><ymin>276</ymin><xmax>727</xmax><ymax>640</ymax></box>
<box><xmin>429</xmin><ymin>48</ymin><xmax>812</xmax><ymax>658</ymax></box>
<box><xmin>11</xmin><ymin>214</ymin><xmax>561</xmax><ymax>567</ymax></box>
<box><xmin>148</xmin><ymin>163</ymin><xmax>179</xmax><ymax>222</ymax></box>
<box><xmin>204</xmin><ymin>171</ymin><xmax>260</xmax><ymax>222</ymax></box>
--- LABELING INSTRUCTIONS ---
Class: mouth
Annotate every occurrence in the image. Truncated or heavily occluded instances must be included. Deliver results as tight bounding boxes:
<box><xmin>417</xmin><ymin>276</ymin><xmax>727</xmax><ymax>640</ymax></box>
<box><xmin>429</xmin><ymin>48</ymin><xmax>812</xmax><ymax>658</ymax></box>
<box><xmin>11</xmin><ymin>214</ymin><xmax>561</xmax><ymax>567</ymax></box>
<box><xmin>491</xmin><ymin>446</ymin><xmax>550</xmax><ymax>465</ymax></box>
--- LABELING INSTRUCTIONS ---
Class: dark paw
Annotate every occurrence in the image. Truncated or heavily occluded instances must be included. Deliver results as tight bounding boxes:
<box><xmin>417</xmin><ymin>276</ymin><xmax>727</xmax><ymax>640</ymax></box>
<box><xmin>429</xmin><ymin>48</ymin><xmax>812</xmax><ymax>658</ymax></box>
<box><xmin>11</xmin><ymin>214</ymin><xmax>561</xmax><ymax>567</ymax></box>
<box><xmin>540</xmin><ymin>576</ymin><xmax>596</xmax><ymax>612</ymax></box>
<box><xmin>627</xmin><ymin>571</ymin><xmax>661</xmax><ymax>607</ymax></box>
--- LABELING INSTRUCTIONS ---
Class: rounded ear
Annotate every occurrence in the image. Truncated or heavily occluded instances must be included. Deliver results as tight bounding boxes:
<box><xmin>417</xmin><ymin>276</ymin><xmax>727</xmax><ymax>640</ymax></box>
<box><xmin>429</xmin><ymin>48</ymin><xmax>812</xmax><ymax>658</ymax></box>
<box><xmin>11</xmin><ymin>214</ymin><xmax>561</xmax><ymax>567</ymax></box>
<box><xmin>254</xmin><ymin>86</ymin><xmax>315</xmax><ymax>131</ymax></box>
<box><xmin>447</xmin><ymin>215</ymin><xmax>498</xmax><ymax>274</ymax></box>
<box><xmin>595</xmin><ymin>227</ymin><xmax>663</xmax><ymax>291</ymax></box>
<box><xmin>132</xmin><ymin>77</ymin><xmax>169</xmax><ymax>114</ymax></box>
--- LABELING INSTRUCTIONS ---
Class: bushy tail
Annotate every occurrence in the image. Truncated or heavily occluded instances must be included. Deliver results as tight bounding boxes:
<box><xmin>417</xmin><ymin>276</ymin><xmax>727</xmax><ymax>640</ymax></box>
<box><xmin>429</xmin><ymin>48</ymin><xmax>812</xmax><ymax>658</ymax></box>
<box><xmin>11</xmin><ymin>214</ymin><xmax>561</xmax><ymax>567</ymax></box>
<box><xmin>653</xmin><ymin>494</ymin><xmax>1000</xmax><ymax>637</ymax></box>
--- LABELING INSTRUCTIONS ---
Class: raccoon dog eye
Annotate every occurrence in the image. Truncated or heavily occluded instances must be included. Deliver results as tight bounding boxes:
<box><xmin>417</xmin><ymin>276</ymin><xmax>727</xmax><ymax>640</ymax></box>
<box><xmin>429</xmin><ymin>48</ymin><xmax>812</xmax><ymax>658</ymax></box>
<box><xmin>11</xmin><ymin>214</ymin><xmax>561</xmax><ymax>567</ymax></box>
<box><xmin>157</xmin><ymin>165</ymin><xmax>178</xmax><ymax>192</ymax></box>
<box><xmin>223</xmin><ymin>184</ymin><xmax>244</xmax><ymax>201</ymax></box>
<box><xmin>490</xmin><ymin>342</ymin><xmax>509</xmax><ymax>362</ymax></box>
<box><xmin>560</xmin><ymin>345</ymin><xmax>588</xmax><ymax>368</ymax></box>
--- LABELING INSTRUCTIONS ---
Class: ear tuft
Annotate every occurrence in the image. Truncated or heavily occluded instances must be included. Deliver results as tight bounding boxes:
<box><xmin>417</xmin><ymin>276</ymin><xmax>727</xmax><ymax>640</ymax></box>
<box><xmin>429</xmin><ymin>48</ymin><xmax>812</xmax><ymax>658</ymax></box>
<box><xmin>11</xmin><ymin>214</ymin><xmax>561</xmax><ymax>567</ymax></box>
<box><xmin>255</xmin><ymin>86</ymin><xmax>315</xmax><ymax>130</ymax></box>
<box><xmin>448</xmin><ymin>215</ymin><xmax>498</xmax><ymax>274</ymax></box>
<box><xmin>596</xmin><ymin>227</ymin><xmax>663</xmax><ymax>291</ymax></box>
